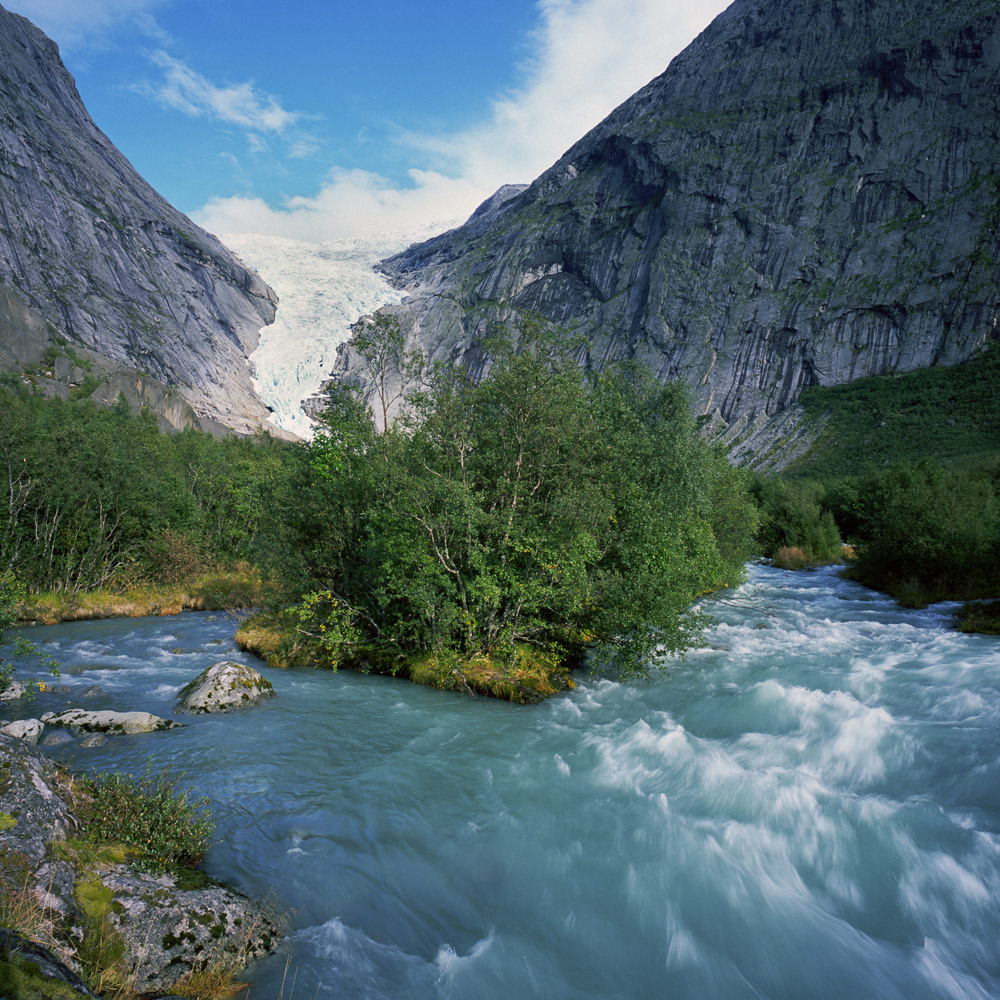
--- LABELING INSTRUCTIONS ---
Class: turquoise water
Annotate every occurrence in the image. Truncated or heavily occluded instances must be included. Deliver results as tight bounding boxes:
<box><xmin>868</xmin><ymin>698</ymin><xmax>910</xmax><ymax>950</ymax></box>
<box><xmin>4</xmin><ymin>565</ymin><xmax>1000</xmax><ymax>999</ymax></box>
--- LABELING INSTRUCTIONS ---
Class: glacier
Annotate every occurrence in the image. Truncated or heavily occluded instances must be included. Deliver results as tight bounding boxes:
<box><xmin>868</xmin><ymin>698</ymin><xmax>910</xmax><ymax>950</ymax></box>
<box><xmin>221</xmin><ymin>224</ymin><xmax>454</xmax><ymax>439</ymax></box>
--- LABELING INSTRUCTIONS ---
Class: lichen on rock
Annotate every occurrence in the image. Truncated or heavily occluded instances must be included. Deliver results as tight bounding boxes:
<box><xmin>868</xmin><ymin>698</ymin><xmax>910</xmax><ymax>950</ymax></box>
<box><xmin>39</xmin><ymin>710</ymin><xmax>182</xmax><ymax>736</ymax></box>
<box><xmin>176</xmin><ymin>661</ymin><xmax>275</xmax><ymax>714</ymax></box>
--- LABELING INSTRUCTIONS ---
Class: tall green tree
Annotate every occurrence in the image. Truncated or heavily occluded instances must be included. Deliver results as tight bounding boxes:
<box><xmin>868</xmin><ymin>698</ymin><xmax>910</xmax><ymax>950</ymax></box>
<box><xmin>293</xmin><ymin>320</ymin><xmax>757</xmax><ymax>676</ymax></box>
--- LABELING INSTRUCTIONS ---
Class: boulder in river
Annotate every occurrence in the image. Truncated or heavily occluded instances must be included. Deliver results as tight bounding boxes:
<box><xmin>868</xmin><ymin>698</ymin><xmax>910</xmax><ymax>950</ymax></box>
<box><xmin>39</xmin><ymin>709</ymin><xmax>182</xmax><ymax>735</ymax></box>
<box><xmin>0</xmin><ymin>718</ymin><xmax>44</xmax><ymax>744</ymax></box>
<box><xmin>0</xmin><ymin>679</ymin><xmax>26</xmax><ymax>701</ymax></box>
<box><xmin>176</xmin><ymin>661</ymin><xmax>275</xmax><ymax>714</ymax></box>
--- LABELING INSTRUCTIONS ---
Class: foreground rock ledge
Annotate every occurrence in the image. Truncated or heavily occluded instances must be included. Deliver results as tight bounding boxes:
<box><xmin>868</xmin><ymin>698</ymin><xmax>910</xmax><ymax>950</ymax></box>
<box><xmin>176</xmin><ymin>660</ymin><xmax>275</xmax><ymax>714</ymax></box>
<box><xmin>0</xmin><ymin>733</ymin><xmax>280</xmax><ymax>994</ymax></box>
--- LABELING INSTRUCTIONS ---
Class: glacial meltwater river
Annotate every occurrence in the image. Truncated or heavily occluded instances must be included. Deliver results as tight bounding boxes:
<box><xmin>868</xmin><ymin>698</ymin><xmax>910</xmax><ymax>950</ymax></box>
<box><xmin>3</xmin><ymin>564</ymin><xmax>1000</xmax><ymax>999</ymax></box>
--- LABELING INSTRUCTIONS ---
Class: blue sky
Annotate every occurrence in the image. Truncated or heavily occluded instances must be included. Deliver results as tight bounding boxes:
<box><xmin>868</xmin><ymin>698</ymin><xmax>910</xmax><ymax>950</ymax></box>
<box><xmin>6</xmin><ymin>0</ymin><xmax>730</xmax><ymax>240</ymax></box>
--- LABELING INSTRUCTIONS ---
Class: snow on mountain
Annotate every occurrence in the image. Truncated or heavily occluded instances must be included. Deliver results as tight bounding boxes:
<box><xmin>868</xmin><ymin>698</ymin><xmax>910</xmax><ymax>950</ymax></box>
<box><xmin>221</xmin><ymin>223</ymin><xmax>455</xmax><ymax>439</ymax></box>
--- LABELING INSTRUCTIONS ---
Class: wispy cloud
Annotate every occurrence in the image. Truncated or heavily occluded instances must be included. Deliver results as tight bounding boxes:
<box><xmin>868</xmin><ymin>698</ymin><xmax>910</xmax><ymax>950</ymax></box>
<box><xmin>143</xmin><ymin>51</ymin><xmax>303</xmax><ymax>134</ymax></box>
<box><xmin>195</xmin><ymin>0</ymin><xmax>730</xmax><ymax>241</ymax></box>
<box><xmin>9</xmin><ymin>0</ymin><xmax>170</xmax><ymax>50</ymax></box>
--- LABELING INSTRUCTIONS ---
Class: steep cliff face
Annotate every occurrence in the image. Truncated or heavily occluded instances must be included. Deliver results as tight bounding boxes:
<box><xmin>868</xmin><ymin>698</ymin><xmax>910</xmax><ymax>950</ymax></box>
<box><xmin>0</xmin><ymin>5</ymin><xmax>279</xmax><ymax>434</ymax></box>
<box><xmin>359</xmin><ymin>0</ymin><xmax>1000</xmax><ymax>439</ymax></box>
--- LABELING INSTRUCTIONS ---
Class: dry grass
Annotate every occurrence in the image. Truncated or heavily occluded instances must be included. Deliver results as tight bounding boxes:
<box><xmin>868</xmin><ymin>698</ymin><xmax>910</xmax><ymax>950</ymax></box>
<box><xmin>0</xmin><ymin>857</ymin><xmax>50</xmax><ymax>945</ymax></box>
<box><xmin>770</xmin><ymin>546</ymin><xmax>813</xmax><ymax>570</ymax></box>
<box><xmin>18</xmin><ymin>566</ymin><xmax>274</xmax><ymax>625</ymax></box>
<box><xmin>170</xmin><ymin>955</ymin><xmax>252</xmax><ymax>1000</ymax></box>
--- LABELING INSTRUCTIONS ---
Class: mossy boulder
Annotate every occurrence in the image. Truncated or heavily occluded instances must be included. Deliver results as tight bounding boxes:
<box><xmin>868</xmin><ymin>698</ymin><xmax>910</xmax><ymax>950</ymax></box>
<box><xmin>0</xmin><ymin>735</ymin><xmax>281</xmax><ymax>993</ymax></box>
<box><xmin>0</xmin><ymin>733</ymin><xmax>76</xmax><ymax>864</ymax></box>
<box><xmin>176</xmin><ymin>661</ymin><xmax>275</xmax><ymax>714</ymax></box>
<box><xmin>91</xmin><ymin>867</ymin><xmax>280</xmax><ymax>993</ymax></box>
<box><xmin>0</xmin><ymin>928</ymin><xmax>97</xmax><ymax>999</ymax></box>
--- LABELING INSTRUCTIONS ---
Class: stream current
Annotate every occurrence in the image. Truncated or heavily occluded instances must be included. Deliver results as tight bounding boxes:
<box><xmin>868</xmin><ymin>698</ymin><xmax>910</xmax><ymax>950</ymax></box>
<box><xmin>4</xmin><ymin>564</ymin><xmax>999</xmax><ymax>999</ymax></box>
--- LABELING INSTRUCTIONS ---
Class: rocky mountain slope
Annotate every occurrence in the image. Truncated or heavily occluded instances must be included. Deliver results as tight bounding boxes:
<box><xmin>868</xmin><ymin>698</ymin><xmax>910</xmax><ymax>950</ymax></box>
<box><xmin>345</xmin><ymin>0</ymin><xmax>1000</xmax><ymax>455</ymax></box>
<box><xmin>0</xmin><ymin>4</ymin><xmax>279</xmax><ymax>434</ymax></box>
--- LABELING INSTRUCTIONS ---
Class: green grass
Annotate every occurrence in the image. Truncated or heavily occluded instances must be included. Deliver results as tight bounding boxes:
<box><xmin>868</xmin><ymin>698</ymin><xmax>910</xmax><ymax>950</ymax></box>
<box><xmin>788</xmin><ymin>341</ymin><xmax>1000</xmax><ymax>479</ymax></box>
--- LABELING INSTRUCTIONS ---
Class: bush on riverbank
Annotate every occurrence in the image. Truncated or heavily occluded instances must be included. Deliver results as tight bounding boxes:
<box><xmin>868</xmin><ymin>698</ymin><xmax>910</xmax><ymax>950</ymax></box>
<box><xmin>836</xmin><ymin>460</ymin><xmax>1000</xmax><ymax>606</ymax></box>
<box><xmin>76</xmin><ymin>765</ymin><xmax>214</xmax><ymax>873</ymax></box>
<box><xmin>0</xmin><ymin>375</ymin><xmax>298</xmax><ymax>600</ymax></box>
<box><xmin>751</xmin><ymin>477</ymin><xmax>842</xmax><ymax>566</ymax></box>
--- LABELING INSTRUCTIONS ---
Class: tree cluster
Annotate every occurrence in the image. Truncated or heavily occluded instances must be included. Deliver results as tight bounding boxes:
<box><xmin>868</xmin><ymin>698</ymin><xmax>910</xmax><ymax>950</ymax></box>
<box><xmin>285</xmin><ymin>319</ymin><xmax>757</xmax><ymax>676</ymax></box>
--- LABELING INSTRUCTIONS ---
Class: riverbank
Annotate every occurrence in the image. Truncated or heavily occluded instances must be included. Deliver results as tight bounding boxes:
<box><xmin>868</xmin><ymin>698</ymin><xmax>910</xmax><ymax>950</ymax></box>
<box><xmin>234</xmin><ymin>611</ymin><xmax>577</xmax><ymax>703</ymax></box>
<box><xmin>16</xmin><ymin>569</ymin><xmax>270</xmax><ymax>626</ymax></box>
<box><xmin>0</xmin><ymin>734</ymin><xmax>280</xmax><ymax>999</ymax></box>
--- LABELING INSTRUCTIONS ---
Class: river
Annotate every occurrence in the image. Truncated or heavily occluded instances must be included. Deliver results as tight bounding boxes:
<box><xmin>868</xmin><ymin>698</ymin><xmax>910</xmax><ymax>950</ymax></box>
<box><xmin>3</xmin><ymin>564</ymin><xmax>999</xmax><ymax>999</ymax></box>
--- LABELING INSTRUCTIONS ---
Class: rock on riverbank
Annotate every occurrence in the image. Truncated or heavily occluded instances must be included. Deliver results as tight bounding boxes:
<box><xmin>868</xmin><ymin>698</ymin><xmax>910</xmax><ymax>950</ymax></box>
<box><xmin>0</xmin><ymin>733</ymin><xmax>280</xmax><ymax>995</ymax></box>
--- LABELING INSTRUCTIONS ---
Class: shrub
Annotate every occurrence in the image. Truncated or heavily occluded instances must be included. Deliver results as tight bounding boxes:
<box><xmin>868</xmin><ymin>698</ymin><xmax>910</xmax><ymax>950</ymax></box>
<box><xmin>846</xmin><ymin>460</ymin><xmax>1000</xmax><ymax>603</ymax></box>
<box><xmin>79</xmin><ymin>764</ymin><xmax>213</xmax><ymax>872</ymax></box>
<box><xmin>751</xmin><ymin>477</ymin><xmax>842</xmax><ymax>564</ymax></box>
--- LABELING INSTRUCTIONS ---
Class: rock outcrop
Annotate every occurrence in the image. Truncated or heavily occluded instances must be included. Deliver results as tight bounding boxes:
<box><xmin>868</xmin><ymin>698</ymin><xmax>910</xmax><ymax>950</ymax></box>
<box><xmin>39</xmin><ymin>709</ymin><xmax>181</xmax><ymax>735</ymax></box>
<box><xmin>0</xmin><ymin>733</ymin><xmax>280</xmax><ymax>993</ymax></box>
<box><xmin>176</xmin><ymin>661</ymin><xmax>275</xmax><ymax>714</ymax></box>
<box><xmin>0</xmin><ymin>717</ymin><xmax>43</xmax><ymax>743</ymax></box>
<box><xmin>0</xmin><ymin>5</ymin><xmax>281</xmax><ymax>435</ymax></box>
<box><xmin>336</xmin><ymin>0</ymin><xmax>1000</xmax><ymax>453</ymax></box>
<box><xmin>0</xmin><ymin>928</ymin><xmax>98</xmax><ymax>999</ymax></box>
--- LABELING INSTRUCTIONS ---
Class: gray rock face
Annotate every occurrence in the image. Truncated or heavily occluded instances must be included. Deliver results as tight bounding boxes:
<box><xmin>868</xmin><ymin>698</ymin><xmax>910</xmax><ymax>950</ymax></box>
<box><xmin>342</xmin><ymin>0</ymin><xmax>1000</xmax><ymax>444</ymax></box>
<box><xmin>40</xmin><ymin>709</ymin><xmax>181</xmax><ymax>735</ymax></box>
<box><xmin>176</xmin><ymin>660</ymin><xmax>275</xmax><ymax>714</ymax></box>
<box><xmin>0</xmin><ymin>7</ymin><xmax>281</xmax><ymax>435</ymax></box>
<box><xmin>98</xmin><ymin>868</ymin><xmax>280</xmax><ymax>994</ymax></box>
<box><xmin>0</xmin><ymin>732</ymin><xmax>76</xmax><ymax>864</ymax></box>
<box><xmin>0</xmin><ymin>717</ymin><xmax>43</xmax><ymax>743</ymax></box>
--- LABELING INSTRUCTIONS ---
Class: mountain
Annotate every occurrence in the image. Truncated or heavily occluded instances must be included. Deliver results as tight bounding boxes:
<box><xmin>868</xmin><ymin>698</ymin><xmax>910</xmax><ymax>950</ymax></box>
<box><xmin>340</xmin><ymin>0</ymin><xmax>1000</xmax><ymax>464</ymax></box>
<box><xmin>0</xmin><ymin>5</ymin><xmax>279</xmax><ymax>435</ymax></box>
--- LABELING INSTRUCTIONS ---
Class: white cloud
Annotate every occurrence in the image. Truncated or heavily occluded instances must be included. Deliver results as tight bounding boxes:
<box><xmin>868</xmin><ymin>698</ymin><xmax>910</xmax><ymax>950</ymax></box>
<box><xmin>7</xmin><ymin>0</ymin><xmax>170</xmax><ymax>50</ymax></box>
<box><xmin>195</xmin><ymin>0</ymin><xmax>731</xmax><ymax>242</ymax></box>
<box><xmin>196</xmin><ymin>168</ymin><xmax>474</xmax><ymax>243</ymax></box>
<box><xmin>143</xmin><ymin>51</ymin><xmax>303</xmax><ymax>134</ymax></box>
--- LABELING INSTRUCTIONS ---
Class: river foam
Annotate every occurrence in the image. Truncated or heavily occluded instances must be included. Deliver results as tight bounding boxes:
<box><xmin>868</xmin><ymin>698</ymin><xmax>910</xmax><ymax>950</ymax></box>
<box><xmin>5</xmin><ymin>564</ymin><xmax>998</xmax><ymax>999</ymax></box>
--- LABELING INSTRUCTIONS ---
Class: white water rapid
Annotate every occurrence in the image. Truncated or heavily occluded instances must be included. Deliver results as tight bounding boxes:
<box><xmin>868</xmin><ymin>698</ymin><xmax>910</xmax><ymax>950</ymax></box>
<box><xmin>4</xmin><ymin>564</ymin><xmax>999</xmax><ymax>998</ymax></box>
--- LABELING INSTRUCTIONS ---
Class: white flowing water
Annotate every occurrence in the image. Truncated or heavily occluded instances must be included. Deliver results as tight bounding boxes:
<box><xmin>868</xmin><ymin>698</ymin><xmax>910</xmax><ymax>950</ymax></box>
<box><xmin>5</xmin><ymin>565</ymin><xmax>999</xmax><ymax>999</ymax></box>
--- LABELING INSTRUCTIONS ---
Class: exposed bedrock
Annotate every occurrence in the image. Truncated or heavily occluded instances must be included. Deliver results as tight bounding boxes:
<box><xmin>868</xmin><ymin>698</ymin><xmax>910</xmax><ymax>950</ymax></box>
<box><xmin>0</xmin><ymin>5</ymin><xmax>280</xmax><ymax>434</ymax></box>
<box><xmin>336</xmin><ymin>0</ymin><xmax>1000</xmax><ymax>453</ymax></box>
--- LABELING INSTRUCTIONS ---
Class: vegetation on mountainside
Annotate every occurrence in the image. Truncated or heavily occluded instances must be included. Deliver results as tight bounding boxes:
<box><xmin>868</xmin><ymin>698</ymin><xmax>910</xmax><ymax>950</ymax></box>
<box><xmin>258</xmin><ymin>316</ymin><xmax>758</xmax><ymax>686</ymax></box>
<box><xmin>753</xmin><ymin>342</ymin><xmax>1000</xmax><ymax>611</ymax></box>
<box><xmin>793</xmin><ymin>340</ymin><xmax>1000</xmax><ymax>479</ymax></box>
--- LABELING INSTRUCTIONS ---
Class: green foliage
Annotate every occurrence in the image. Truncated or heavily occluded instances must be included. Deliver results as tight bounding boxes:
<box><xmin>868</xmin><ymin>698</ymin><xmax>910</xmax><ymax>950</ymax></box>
<box><xmin>841</xmin><ymin>459</ymin><xmax>1000</xmax><ymax>604</ymax></box>
<box><xmin>793</xmin><ymin>340</ymin><xmax>1000</xmax><ymax>478</ymax></box>
<box><xmin>751</xmin><ymin>477</ymin><xmax>842</xmax><ymax>563</ymax></box>
<box><xmin>79</xmin><ymin>764</ymin><xmax>214</xmax><ymax>872</ymax></box>
<box><xmin>291</xmin><ymin>316</ymin><xmax>757</xmax><ymax>676</ymax></box>
<box><xmin>0</xmin><ymin>378</ymin><xmax>298</xmax><ymax>596</ymax></box>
